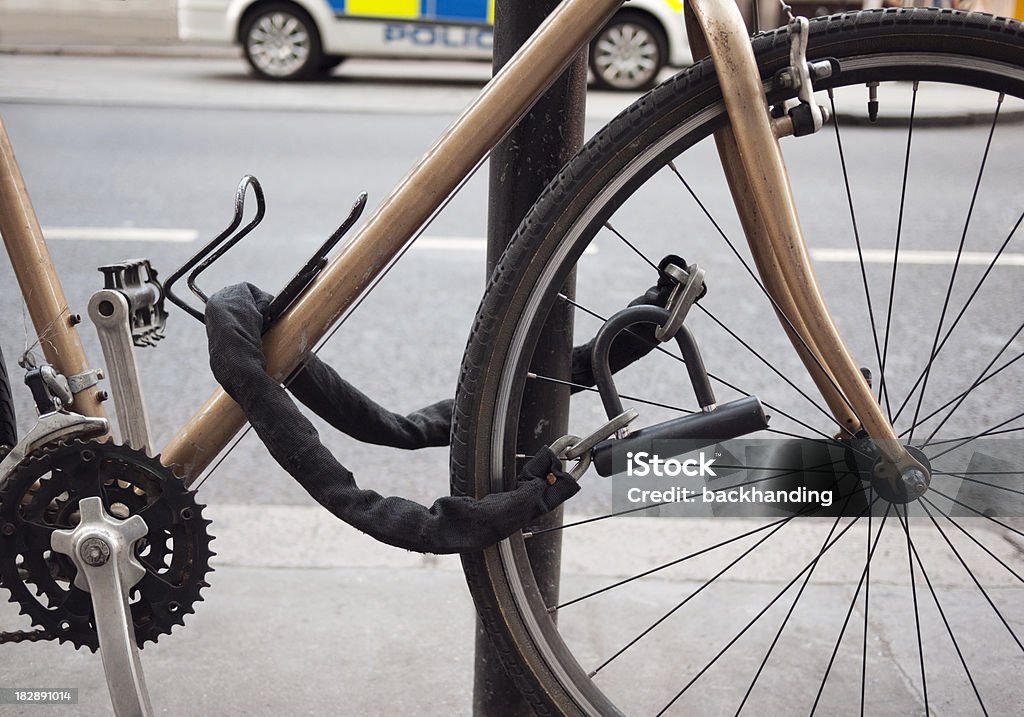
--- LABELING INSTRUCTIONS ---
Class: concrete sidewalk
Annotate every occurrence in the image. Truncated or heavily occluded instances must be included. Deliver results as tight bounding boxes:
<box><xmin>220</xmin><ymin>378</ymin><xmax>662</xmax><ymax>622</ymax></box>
<box><xmin>0</xmin><ymin>0</ymin><xmax>178</xmax><ymax>47</ymax></box>
<box><xmin>3</xmin><ymin>503</ymin><xmax>1023</xmax><ymax>715</ymax></box>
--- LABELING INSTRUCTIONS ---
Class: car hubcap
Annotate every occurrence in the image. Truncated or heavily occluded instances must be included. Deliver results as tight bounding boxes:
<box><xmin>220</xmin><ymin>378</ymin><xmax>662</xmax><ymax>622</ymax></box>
<box><xmin>248</xmin><ymin>12</ymin><xmax>310</xmax><ymax>77</ymax></box>
<box><xmin>594</xmin><ymin>23</ymin><xmax>659</xmax><ymax>89</ymax></box>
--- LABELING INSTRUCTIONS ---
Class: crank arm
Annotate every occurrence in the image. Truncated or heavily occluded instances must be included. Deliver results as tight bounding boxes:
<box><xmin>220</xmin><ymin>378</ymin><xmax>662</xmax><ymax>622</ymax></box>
<box><xmin>51</xmin><ymin>497</ymin><xmax>153</xmax><ymax>717</ymax></box>
<box><xmin>90</xmin><ymin>290</ymin><xmax>152</xmax><ymax>453</ymax></box>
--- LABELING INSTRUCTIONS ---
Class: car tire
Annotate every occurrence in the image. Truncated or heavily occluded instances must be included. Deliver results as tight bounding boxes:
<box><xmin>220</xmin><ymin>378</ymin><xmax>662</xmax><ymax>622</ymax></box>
<box><xmin>241</xmin><ymin>3</ymin><xmax>324</xmax><ymax>81</ymax></box>
<box><xmin>318</xmin><ymin>55</ymin><xmax>346</xmax><ymax>75</ymax></box>
<box><xmin>589</xmin><ymin>11</ymin><xmax>667</xmax><ymax>91</ymax></box>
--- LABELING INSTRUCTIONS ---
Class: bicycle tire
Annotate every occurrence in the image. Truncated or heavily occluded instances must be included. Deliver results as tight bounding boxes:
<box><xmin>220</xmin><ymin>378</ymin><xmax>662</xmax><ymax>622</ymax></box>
<box><xmin>0</xmin><ymin>345</ymin><xmax>15</xmax><ymax>450</ymax></box>
<box><xmin>453</xmin><ymin>9</ymin><xmax>1024</xmax><ymax>716</ymax></box>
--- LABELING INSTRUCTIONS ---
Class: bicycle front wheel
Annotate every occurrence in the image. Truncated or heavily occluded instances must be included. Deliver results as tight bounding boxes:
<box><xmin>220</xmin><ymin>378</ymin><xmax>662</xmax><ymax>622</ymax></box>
<box><xmin>453</xmin><ymin>9</ymin><xmax>1024</xmax><ymax>716</ymax></box>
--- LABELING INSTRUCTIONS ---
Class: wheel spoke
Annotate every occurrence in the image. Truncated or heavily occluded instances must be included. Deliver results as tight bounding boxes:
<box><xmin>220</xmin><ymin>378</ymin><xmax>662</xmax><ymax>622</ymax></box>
<box><xmin>919</xmin><ymin>321</ymin><xmax>1024</xmax><ymax>446</ymax></box>
<box><xmin>557</xmin><ymin>475</ymin><xmax>861</xmax><ymax>611</ymax></box>
<box><xmin>925</xmin><ymin>408</ymin><xmax>1024</xmax><ymax>460</ymax></box>
<box><xmin>557</xmin><ymin>293</ymin><xmax>851</xmax><ymax>443</ymax></box>
<box><xmin>892</xmin><ymin>206</ymin><xmax>1024</xmax><ymax>430</ymax></box>
<box><xmin>828</xmin><ymin>89</ymin><xmax>887</xmax><ymax>418</ymax></box>
<box><xmin>588</xmin><ymin>514</ymin><xmax>795</xmax><ymax>677</ymax></box>
<box><xmin>528</xmin><ymin>370</ymin><xmax>696</xmax><ymax>414</ymax></box>
<box><xmin>924</xmin><ymin>484</ymin><xmax>1024</xmax><ymax>541</ymax></box>
<box><xmin>898</xmin><ymin>349</ymin><xmax>1024</xmax><ymax>440</ymax></box>
<box><xmin>903</xmin><ymin>95</ymin><xmax>1005</xmax><ymax>442</ymax></box>
<box><xmin>878</xmin><ymin>82</ymin><xmax>919</xmax><ymax>418</ymax></box>
<box><xmin>925</xmin><ymin>424</ymin><xmax>1024</xmax><ymax>446</ymax></box>
<box><xmin>896</xmin><ymin>505</ymin><xmax>929</xmax><ymax>714</ymax></box>
<box><xmin>922</xmin><ymin>495</ymin><xmax>1024</xmax><ymax>585</ymax></box>
<box><xmin>918</xmin><ymin>499</ymin><xmax>1024</xmax><ymax>654</ymax></box>
<box><xmin>604</xmin><ymin>221</ymin><xmax>660</xmax><ymax>272</ymax></box>
<box><xmin>939</xmin><ymin>471</ymin><xmax>1024</xmax><ymax>498</ymax></box>
<box><xmin>860</xmin><ymin>488</ymin><xmax>873</xmax><ymax>717</ymax></box>
<box><xmin>656</xmin><ymin>500</ymin><xmax>876</xmax><ymax>716</ymax></box>
<box><xmin>809</xmin><ymin>505</ymin><xmax>891</xmax><ymax>716</ymax></box>
<box><xmin>734</xmin><ymin>487</ymin><xmax>862</xmax><ymax>715</ymax></box>
<box><xmin>668</xmin><ymin>162</ymin><xmax>858</xmax><ymax>432</ymax></box>
<box><xmin>696</xmin><ymin>304</ymin><xmax>849</xmax><ymax>434</ymax></box>
<box><xmin>897</xmin><ymin>505</ymin><xmax>989</xmax><ymax>716</ymax></box>
<box><xmin>525</xmin><ymin>500</ymin><xmax>682</xmax><ymax>537</ymax></box>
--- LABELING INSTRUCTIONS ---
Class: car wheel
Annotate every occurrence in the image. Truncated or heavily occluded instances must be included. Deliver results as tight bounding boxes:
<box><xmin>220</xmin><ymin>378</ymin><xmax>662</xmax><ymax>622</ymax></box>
<box><xmin>589</xmin><ymin>11</ymin><xmax>667</xmax><ymax>91</ymax></box>
<box><xmin>319</xmin><ymin>55</ymin><xmax>346</xmax><ymax>74</ymax></box>
<box><xmin>242</xmin><ymin>3</ymin><xmax>323</xmax><ymax>80</ymax></box>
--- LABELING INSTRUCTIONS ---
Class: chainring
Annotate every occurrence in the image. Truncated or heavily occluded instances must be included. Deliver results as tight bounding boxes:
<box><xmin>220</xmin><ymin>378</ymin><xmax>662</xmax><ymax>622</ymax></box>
<box><xmin>0</xmin><ymin>439</ymin><xmax>213</xmax><ymax>651</ymax></box>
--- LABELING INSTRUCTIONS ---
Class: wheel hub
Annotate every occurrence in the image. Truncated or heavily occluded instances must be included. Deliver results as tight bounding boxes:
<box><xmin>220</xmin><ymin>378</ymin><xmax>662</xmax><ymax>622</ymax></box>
<box><xmin>870</xmin><ymin>444</ymin><xmax>932</xmax><ymax>504</ymax></box>
<box><xmin>847</xmin><ymin>439</ymin><xmax>932</xmax><ymax>504</ymax></box>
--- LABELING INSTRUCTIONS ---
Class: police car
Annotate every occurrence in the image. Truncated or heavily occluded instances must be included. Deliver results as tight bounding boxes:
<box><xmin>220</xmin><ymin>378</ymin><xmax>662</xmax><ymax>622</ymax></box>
<box><xmin>177</xmin><ymin>0</ymin><xmax>691</xmax><ymax>90</ymax></box>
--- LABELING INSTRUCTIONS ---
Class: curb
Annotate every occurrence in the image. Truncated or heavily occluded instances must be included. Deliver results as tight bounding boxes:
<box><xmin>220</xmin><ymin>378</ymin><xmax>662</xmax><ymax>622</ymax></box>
<box><xmin>830</xmin><ymin>105</ymin><xmax>1024</xmax><ymax>127</ymax></box>
<box><xmin>0</xmin><ymin>42</ymin><xmax>239</xmax><ymax>59</ymax></box>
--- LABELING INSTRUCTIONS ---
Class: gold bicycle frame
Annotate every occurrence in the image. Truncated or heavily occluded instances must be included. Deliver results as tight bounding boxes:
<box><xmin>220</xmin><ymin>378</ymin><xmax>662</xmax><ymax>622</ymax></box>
<box><xmin>0</xmin><ymin>117</ymin><xmax>107</xmax><ymax>421</ymax></box>
<box><xmin>0</xmin><ymin>0</ymin><xmax>922</xmax><ymax>484</ymax></box>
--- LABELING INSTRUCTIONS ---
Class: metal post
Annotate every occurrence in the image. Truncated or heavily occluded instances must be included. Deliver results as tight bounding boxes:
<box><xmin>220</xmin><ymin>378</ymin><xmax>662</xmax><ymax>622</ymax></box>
<box><xmin>475</xmin><ymin>1</ymin><xmax>587</xmax><ymax>715</ymax></box>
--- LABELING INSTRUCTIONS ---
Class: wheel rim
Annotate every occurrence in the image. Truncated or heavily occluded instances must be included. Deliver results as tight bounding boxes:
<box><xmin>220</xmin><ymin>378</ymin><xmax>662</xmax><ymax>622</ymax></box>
<box><xmin>485</xmin><ymin>51</ymin><xmax>1024</xmax><ymax>716</ymax></box>
<box><xmin>592</xmin><ymin>22</ymin><xmax>660</xmax><ymax>90</ymax></box>
<box><xmin>247</xmin><ymin>12</ymin><xmax>311</xmax><ymax>78</ymax></box>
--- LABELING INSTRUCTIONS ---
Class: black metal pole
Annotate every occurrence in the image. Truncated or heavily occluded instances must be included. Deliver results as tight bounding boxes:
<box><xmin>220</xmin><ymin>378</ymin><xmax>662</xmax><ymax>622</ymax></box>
<box><xmin>474</xmin><ymin>2</ymin><xmax>587</xmax><ymax>715</ymax></box>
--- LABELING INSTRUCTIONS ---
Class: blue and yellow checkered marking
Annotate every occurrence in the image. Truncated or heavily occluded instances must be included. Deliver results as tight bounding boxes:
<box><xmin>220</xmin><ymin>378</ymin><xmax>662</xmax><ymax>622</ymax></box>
<box><xmin>327</xmin><ymin>0</ymin><xmax>494</xmax><ymax>24</ymax></box>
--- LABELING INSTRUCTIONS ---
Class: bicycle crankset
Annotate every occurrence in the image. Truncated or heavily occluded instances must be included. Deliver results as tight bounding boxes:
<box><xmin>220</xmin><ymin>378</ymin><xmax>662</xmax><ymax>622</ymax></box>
<box><xmin>0</xmin><ymin>439</ymin><xmax>213</xmax><ymax>650</ymax></box>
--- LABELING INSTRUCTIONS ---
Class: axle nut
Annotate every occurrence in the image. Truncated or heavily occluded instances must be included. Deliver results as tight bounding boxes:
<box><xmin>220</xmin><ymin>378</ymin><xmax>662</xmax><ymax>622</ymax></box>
<box><xmin>80</xmin><ymin>537</ymin><xmax>111</xmax><ymax>567</ymax></box>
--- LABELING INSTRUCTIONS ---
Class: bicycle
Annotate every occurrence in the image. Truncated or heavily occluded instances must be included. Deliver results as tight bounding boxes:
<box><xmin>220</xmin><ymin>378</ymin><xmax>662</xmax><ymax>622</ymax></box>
<box><xmin>1</xmin><ymin>0</ymin><xmax>1023</xmax><ymax>714</ymax></box>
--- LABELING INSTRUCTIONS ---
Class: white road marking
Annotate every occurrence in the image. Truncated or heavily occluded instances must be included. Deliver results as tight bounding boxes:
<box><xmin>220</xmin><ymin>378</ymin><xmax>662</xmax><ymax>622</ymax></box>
<box><xmin>43</xmin><ymin>226</ymin><xmax>199</xmax><ymax>242</ymax></box>
<box><xmin>413</xmin><ymin>236</ymin><xmax>488</xmax><ymax>251</ymax></box>
<box><xmin>811</xmin><ymin>248</ymin><xmax>1024</xmax><ymax>266</ymax></box>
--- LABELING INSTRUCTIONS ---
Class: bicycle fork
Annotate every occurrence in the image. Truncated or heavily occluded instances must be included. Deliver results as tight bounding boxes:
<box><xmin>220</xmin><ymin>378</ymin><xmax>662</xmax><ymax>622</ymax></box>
<box><xmin>684</xmin><ymin>0</ymin><xmax>931</xmax><ymax>492</ymax></box>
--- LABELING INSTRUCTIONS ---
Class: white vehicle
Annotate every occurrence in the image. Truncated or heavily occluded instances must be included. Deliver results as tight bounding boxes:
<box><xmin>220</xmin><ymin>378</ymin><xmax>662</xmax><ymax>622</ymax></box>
<box><xmin>178</xmin><ymin>0</ymin><xmax>691</xmax><ymax>90</ymax></box>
